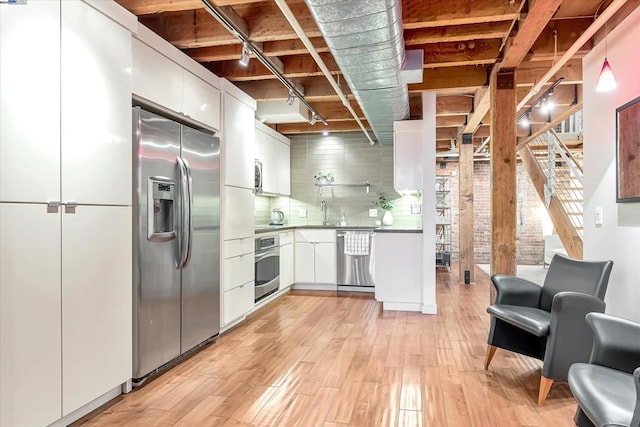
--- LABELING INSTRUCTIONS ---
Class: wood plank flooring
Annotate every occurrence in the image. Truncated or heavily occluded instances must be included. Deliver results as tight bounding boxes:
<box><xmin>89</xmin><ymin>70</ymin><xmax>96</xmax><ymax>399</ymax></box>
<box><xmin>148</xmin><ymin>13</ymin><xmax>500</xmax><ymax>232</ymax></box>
<box><xmin>78</xmin><ymin>266</ymin><xmax>577</xmax><ymax>426</ymax></box>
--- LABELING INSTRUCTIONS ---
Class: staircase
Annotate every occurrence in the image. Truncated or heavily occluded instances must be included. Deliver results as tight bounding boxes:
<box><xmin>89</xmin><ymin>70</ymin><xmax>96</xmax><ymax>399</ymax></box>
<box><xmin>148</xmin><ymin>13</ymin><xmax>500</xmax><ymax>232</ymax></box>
<box><xmin>519</xmin><ymin>112</ymin><xmax>584</xmax><ymax>259</ymax></box>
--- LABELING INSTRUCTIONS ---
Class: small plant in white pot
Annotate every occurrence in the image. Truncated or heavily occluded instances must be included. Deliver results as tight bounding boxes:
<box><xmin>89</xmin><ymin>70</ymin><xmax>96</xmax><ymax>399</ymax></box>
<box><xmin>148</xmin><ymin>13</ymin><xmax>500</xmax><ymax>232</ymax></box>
<box><xmin>376</xmin><ymin>192</ymin><xmax>394</xmax><ymax>226</ymax></box>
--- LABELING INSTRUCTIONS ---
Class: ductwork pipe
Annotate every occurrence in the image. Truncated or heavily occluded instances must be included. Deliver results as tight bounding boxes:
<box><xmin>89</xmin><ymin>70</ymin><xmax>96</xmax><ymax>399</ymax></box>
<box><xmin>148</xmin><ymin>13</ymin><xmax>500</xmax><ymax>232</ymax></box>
<box><xmin>304</xmin><ymin>0</ymin><xmax>410</xmax><ymax>144</ymax></box>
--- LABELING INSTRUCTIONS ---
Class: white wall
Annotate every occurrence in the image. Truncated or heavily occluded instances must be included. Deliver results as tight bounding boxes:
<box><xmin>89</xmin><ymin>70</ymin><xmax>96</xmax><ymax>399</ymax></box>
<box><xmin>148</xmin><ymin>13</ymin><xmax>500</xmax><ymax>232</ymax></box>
<box><xmin>583</xmin><ymin>7</ymin><xmax>640</xmax><ymax>322</ymax></box>
<box><xmin>422</xmin><ymin>92</ymin><xmax>437</xmax><ymax>314</ymax></box>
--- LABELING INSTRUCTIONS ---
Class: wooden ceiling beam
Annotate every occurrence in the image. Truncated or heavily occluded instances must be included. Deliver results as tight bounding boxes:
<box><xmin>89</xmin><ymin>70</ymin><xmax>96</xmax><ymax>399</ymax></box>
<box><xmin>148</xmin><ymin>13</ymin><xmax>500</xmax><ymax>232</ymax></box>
<box><xmin>517</xmin><ymin>84</ymin><xmax>581</xmax><ymax>108</ymax></box>
<box><xmin>436</xmin><ymin>128</ymin><xmax>459</xmax><ymax>140</ymax></box>
<box><xmin>500</xmin><ymin>0</ymin><xmax>563</xmax><ymax>69</ymax></box>
<box><xmin>115</xmin><ymin>0</ymin><xmax>202</xmax><ymax>15</ymax></box>
<box><xmin>235</xmin><ymin>76</ymin><xmax>351</xmax><ymax>102</ymax></box>
<box><xmin>276</xmin><ymin>121</ymin><xmax>370</xmax><ymax>134</ymax></box>
<box><xmin>206</xmin><ymin>53</ymin><xmax>339</xmax><ymax>81</ymax></box>
<box><xmin>422</xmin><ymin>39</ymin><xmax>501</xmax><ymax>68</ymax></box>
<box><xmin>139</xmin><ymin>3</ymin><xmax>321</xmax><ymax>48</ymax></box>
<box><xmin>515</xmin><ymin>58</ymin><xmax>583</xmax><ymax>86</ymax></box>
<box><xmin>312</xmin><ymin>101</ymin><xmax>364</xmax><ymax>121</ymax></box>
<box><xmin>527</xmin><ymin>18</ymin><xmax>593</xmax><ymax>62</ymax></box>
<box><xmin>404</xmin><ymin>21</ymin><xmax>511</xmax><ymax>45</ymax></box>
<box><xmin>475</xmin><ymin>124</ymin><xmax>529</xmax><ymax>138</ymax></box>
<box><xmin>437</xmin><ymin>115</ymin><xmax>468</xmax><ymax>127</ymax></box>
<box><xmin>436</xmin><ymin>95</ymin><xmax>474</xmax><ymax>116</ymax></box>
<box><xmin>409</xmin><ymin>66</ymin><xmax>489</xmax><ymax>92</ymax></box>
<box><xmin>402</xmin><ymin>0</ymin><xmax>523</xmax><ymax>29</ymax></box>
<box><xmin>463</xmin><ymin>87</ymin><xmax>490</xmax><ymax>134</ymax></box>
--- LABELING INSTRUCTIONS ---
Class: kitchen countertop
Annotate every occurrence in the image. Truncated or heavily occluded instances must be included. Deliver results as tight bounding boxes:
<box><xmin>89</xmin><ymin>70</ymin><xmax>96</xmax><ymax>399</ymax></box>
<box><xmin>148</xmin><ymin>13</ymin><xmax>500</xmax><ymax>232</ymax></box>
<box><xmin>254</xmin><ymin>224</ymin><xmax>423</xmax><ymax>234</ymax></box>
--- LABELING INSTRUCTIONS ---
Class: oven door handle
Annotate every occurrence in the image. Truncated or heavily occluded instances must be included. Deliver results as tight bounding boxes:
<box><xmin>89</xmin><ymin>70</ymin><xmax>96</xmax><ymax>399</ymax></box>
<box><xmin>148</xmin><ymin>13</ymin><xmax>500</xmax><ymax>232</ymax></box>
<box><xmin>255</xmin><ymin>250</ymin><xmax>279</xmax><ymax>263</ymax></box>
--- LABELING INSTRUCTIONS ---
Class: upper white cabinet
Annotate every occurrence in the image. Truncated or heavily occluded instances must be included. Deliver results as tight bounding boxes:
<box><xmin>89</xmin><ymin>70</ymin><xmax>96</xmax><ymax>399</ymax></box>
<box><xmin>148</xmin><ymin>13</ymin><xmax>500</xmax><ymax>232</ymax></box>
<box><xmin>132</xmin><ymin>38</ymin><xmax>221</xmax><ymax>131</ymax></box>
<box><xmin>223</xmin><ymin>186</ymin><xmax>254</xmax><ymax>241</ymax></box>
<box><xmin>132</xmin><ymin>38</ymin><xmax>183</xmax><ymax>113</ymax></box>
<box><xmin>61</xmin><ymin>1</ymin><xmax>132</xmax><ymax>206</ymax></box>
<box><xmin>255</xmin><ymin>121</ymin><xmax>291</xmax><ymax>196</ymax></box>
<box><xmin>183</xmin><ymin>71</ymin><xmax>221</xmax><ymax>131</ymax></box>
<box><xmin>0</xmin><ymin>1</ymin><xmax>61</xmax><ymax>204</ymax></box>
<box><xmin>393</xmin><ymin>120</ymin><xmax>423</xmax><ymax>192</ymax></box>
<box><xmin>224</xmin><ymin>93</ymin><xmax>256</xmax><ymax>189</ymax></box>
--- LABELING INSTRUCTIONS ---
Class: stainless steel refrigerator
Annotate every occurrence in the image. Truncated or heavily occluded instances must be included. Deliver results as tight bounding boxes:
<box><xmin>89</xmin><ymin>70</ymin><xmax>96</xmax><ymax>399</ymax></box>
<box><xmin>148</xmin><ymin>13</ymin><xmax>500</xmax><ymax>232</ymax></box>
<box><xmin>132</xmin><ymin>106</ymin><xmax>220</xmax><ymax>383</ymax></box>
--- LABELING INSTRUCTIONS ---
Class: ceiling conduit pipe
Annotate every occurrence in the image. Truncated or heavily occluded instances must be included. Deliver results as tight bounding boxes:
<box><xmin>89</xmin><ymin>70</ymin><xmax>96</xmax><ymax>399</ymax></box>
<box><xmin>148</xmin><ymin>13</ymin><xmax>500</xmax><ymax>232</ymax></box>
<box><xmin>273</xmin><ymin>0</ymin><xmax>376</xmax><ymax>145</ymax></box>
<box><xmin>517</xmin><ymin>0</ymin><xmax>627</xmax><ymax>110</ymax></box>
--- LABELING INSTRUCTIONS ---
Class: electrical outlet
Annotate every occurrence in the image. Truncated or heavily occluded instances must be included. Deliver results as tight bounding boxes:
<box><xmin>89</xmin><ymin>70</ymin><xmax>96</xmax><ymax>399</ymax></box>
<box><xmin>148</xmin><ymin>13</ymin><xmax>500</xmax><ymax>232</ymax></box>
<box><xmin>298</xmin><ymin>209</ymin><xmax>307</xmax><ymax>218</ymax></box>
<box><xmin>411</xmin><ymin>204</ymin><xmax>421</xmax><ymax>214</ymax></box>
<box><xmin>369</xmin><ymin>208</ymin><xmax>378</xmax><ymax>217</ymax></box>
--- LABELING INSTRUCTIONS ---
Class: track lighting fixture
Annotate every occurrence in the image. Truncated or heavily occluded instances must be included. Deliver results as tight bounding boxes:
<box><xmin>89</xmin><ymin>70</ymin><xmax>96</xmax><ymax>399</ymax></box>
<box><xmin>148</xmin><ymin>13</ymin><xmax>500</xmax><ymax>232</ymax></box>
<box><xmin>286</xmin><ymin>89</ymin><xmax>295</xmax><ymax>106</ymax></box>
<box><xmin>239</xmin><ymin>42</ymin><xmax>250</xmax><ymax>67</ymax></box>
<box><xmin>519</xmin><ymin>112</ymin><xmax>530</xmax><ymax>127</ymax></box>
<box><xmin>309</xmin><ymin>112</ymin><xmax>317</xmax><ymax>126</ymax></box>
<box><xmin>516</xmin><ymin>78</ymin><xmax>563</xmax><ymax>127</ymax></box>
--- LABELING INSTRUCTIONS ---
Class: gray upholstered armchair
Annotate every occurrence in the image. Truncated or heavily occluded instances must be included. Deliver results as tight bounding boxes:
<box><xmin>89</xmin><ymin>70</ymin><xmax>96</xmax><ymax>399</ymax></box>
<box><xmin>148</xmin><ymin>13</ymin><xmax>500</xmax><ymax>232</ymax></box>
<box><xmin>569</xmin><ymin>313</ymin><xmax>640</xmax><ymax>427</ymax></box>
<box><xmin>484</xmin><ymin>254</ymin><xmax>613</xmax><ymax>404</ymax></box>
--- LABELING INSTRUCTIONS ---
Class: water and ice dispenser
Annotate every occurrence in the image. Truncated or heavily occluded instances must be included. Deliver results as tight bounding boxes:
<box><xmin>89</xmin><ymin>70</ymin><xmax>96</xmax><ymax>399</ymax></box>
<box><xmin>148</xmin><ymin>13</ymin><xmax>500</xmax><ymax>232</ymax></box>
<box><xmin>147</xmin><ymin>177</ymin><xmax>176</xmax><ymax>242</ymax></box>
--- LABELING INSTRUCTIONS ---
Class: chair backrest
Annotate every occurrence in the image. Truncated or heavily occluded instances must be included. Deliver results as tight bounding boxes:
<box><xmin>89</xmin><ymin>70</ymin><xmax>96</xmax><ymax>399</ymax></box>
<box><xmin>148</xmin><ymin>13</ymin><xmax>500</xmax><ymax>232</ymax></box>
<box><xmin>539</xmin><ymin>254</ymin><xmax>613</xmax><ymax>312</ymax></box>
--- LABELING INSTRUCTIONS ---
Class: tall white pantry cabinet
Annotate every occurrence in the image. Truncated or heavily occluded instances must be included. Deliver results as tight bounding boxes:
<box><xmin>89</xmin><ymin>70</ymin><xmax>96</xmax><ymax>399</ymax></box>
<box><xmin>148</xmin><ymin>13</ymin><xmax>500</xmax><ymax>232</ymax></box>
<box><xmin>0</xmin><ymin>2</ymin><xmax>132</xmax><ymax>426</ymax></box>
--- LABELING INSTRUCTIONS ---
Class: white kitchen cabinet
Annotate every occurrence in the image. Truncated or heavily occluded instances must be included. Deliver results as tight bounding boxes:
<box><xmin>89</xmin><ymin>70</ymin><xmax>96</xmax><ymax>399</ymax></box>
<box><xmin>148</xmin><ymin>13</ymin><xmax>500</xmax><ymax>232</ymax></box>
<box><xmin>62</xmin><ymin>205</ymin><xmax>132</xmax><ymax>415</ymax></box>
<box><xmin>224</xmin><ymin>94</ymin><xmax>256</xmax><ymax>189</ymax></box>
<box><xmin>393</xmin><ymin>120</ymin><xmax>423</xmax><ymax>192</ymax></box>
<box><xmin>223</xmin><ymin>252</ymin><xmax>254</xmax><ymax>292</ymax></box>
<box><xmin>223</xmin><ymin>186</ymin><xmax>255</xmax><ymax>240</ymax></box>
<box><xmin>0</xmin><ymin>204</ymin><xmax>62</xmax><ymax>427</ymax></box>
<box><xmin>61</xmin><ymin>1</ymin><xmax>132</xmax><ymax>206</ymax></box>
<box><xmin>375</xmin><ymin>233</ymin><xmax>423</xmax><ymax>311</ymax></box>
<box><xmin>294</xmin><ymin>230</ymin><xmax>336</xmax><ymax>284</ymax></box>
<box><xmin>223</xmin><ymin>282</ymin><xmax>255</xmax><ymax>326</ymax></box>
<box><xmin>255</xmin><ymin>121</ymin><xmax>291</xmax><ymax>196</ymax></box>
<box><xmin>276</xmin><ymin>138</ymin><xmax>291</xmax><ymax>195</ymax></box>
<box><xmin>132</xmin><ymin>38</ymin><xmax>183</xmax><ymax>114</ymax></box>
<box><xmin>280</xmin><ymin>243</ymin><xmax>294</xmax><ymax>289</ymax></box>
<box><xmin>183</xmin><ymin>71</ymin><xmax>221</xmax><ymax>130</ymax></box>
<box><xmin>132</xmin><ymin>39</ymin><xmax>221</xmax><ymax>131</ymax></box>
<box><xmin>0</xmin><ymin>0</ymin><xmax>60</xmax><ymax>204</ymax></box>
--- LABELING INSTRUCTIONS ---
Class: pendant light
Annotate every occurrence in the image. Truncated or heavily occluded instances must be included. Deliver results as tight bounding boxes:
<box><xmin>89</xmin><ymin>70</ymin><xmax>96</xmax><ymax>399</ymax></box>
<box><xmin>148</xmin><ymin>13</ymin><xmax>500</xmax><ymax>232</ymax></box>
<box><xmin>596</xmin><ymin>23</ymin><xmax>617</xmax><ymax>92</ymax></box>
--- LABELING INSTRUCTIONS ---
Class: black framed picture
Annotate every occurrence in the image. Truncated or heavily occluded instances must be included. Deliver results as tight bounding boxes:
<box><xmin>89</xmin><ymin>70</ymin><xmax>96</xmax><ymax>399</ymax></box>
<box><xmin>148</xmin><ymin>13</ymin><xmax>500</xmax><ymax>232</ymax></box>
<box><xmin>616</xmin><ymin>96</ymin><xmax>640</xmax><ymax>202</ymax></box>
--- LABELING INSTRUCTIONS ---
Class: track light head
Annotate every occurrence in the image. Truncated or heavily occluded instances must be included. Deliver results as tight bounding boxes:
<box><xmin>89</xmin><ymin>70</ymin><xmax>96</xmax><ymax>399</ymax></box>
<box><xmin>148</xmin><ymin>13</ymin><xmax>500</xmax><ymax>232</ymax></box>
<box><xmin>309</xmin><ymin>112</ymin><xmax>317</xmax><ymax>126</ymax></box>
<box><xmin>287</xmin><ymin>89</ymin><xmax>295</xmax><ymax>106</ymax></box>
<box><xmin>239</xmin><ymin>42</ymin><xmax>250</xmax><ymax>66</ymax></box>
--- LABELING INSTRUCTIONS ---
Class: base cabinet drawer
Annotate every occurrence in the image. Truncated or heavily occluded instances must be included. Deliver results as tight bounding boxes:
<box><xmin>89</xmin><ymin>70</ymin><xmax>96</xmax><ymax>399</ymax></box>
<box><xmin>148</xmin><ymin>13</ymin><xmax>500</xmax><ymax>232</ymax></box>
<box><xmin>223</xmin><ymin>253</ymin><xmax>254</xmax><ymax>292</ymax></box>
<box><xmin>223</xmin><ymin>282</ymin><xmax>254</xmax><ymax>325</ymax></box>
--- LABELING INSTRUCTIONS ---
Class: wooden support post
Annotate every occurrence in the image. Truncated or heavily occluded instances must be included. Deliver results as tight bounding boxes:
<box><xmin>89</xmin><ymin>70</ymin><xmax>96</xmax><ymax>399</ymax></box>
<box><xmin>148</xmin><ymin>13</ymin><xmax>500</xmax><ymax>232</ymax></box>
<box><xmin>490</xmin><ymin>68</ymin><xmax>517</xmax><ymax>293</ymax></box>
<box><xmin>459</xmin><ymin>133</ymin><xmax>475</xmax><ymax>284</ymax></box>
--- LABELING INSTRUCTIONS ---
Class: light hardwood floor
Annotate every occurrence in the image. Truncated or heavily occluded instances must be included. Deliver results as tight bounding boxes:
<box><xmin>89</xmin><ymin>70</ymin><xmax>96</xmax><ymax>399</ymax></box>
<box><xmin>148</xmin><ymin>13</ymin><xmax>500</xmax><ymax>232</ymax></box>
<box><xmin>79</xmin><ymin>266</ymin><xmax>577</xmax><ymax>426</ymax></box>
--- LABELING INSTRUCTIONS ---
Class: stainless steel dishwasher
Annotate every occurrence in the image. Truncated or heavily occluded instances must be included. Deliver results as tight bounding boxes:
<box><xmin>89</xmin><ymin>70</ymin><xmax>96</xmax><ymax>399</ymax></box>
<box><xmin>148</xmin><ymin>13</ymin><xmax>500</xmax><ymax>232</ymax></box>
<box><xmin>336</xmin><ymin>229</ymin><xmax>376</xmax><ymax>292</ymax></box>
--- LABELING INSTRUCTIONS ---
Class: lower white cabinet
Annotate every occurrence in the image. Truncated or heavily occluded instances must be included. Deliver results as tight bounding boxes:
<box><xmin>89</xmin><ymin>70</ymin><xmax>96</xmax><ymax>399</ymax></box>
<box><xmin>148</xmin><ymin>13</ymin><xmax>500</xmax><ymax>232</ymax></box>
<box><xmin>61</xmin><ymin>205</ymin><xmax>131</xmax><ymax>415</ymax></box>
<box><xmin>1</xmin><ymin>204</ymin><xmax>62</xmax><ymax>427</ymax></box>
<box><xmin>222</xmin><ymin>237</ymin><xmax>254</xmax><ymax>327</ymax></box>
<box><xmin>0</xmin><ymin>204</ymin><xmax>131</xmax><ymax>426</ymax></box>
<box><xmin>279</xmin><ymin>231</ymin><xmax>294</xmax><ymax>289</ymax></box>
<box><xmin>223</xmin><ymin>282</ymin><xmax>254</xmax><ymax>326</ymax></box>
<box><xmin>294</xmin><ymin>230</ymin><xmax>336</xmax><ymax>284</ymax></box>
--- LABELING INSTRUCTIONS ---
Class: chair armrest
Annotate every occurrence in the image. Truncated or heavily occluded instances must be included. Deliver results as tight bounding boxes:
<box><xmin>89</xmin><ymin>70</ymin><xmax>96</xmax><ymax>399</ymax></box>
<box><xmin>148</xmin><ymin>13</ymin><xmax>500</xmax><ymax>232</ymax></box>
<box><xmin>631</xmin><ymin>368</ymin><xmax>640</xmax><ymax>427</ymax></box>
<box><xmin>491</xmin><ymin>274</ymin><xmax>542</xmax><ymax>307</ymax></box>
<box><xmin>542</xmin><ymin>292</ymin><xmax>606</xmax><ymax>381</ymax></box>
<box><xmin>587</xmin><ymin>312</ymin><xmax>640</xmax><ymax>374</ymax></box>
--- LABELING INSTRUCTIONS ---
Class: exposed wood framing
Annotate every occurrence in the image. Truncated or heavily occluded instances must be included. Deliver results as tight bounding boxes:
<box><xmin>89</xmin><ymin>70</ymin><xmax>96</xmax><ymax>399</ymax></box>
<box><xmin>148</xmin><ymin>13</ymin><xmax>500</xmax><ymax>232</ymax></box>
<box><xmin>459</xmin><ymin>135</ymin><xmax>475</xmax><ymax>283</ymax></box>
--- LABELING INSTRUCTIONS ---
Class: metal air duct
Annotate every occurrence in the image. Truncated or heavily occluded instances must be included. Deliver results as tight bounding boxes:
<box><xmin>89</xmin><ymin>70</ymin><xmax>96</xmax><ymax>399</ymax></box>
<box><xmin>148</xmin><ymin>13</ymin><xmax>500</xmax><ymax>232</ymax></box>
<box><xmin>304</xmin><ymin>0</ymin><xmax>410</xmax><ymax>144</ymax></box>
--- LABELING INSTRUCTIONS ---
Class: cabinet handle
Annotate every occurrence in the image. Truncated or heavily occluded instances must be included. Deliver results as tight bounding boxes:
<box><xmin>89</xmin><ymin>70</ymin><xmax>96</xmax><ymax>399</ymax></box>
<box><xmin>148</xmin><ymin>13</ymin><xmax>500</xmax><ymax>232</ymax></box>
<box><xmin>47</xmin><ymin>201</ymin><xmax>61</xmax><ymax>213</ymax></box>
<box><xmin>64</xmin><ymin>201</ymin><xmax>77</xmax><ymax>214</ymax></box>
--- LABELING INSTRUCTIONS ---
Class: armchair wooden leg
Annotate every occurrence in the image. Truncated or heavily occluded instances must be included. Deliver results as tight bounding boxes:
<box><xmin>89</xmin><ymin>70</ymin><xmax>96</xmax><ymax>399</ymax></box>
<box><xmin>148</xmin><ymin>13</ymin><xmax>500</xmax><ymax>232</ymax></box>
<box><xmin>484</xmin><ymin>345</ymin><xmax>497</xmax><ymax>370</ymax></box>
<box><xmin>538</xmin><ymin>376</ymin><xmax>554</xmax><ymax>404</ymax></box>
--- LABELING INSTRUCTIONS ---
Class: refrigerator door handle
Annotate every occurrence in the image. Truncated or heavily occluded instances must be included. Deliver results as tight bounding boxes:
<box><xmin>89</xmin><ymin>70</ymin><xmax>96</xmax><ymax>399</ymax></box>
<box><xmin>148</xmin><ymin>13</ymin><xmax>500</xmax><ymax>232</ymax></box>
<box><xmin>176</xmin><ymin>156</ymin><xmax>190</xmax><ymax>269</ymax></box>
<box><xmin>182</xmin><ymin>158</ymin><xmax>194</xmax><ymax>269</ymax></box>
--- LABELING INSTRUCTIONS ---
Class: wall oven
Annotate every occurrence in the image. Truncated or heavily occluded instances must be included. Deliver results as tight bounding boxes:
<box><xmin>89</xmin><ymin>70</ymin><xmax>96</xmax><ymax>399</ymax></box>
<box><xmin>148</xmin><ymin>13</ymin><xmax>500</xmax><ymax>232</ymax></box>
<box><xmin>255</xmin><ymin>235</ymin><xmax>279</xmax><ymax>302</ymax></box>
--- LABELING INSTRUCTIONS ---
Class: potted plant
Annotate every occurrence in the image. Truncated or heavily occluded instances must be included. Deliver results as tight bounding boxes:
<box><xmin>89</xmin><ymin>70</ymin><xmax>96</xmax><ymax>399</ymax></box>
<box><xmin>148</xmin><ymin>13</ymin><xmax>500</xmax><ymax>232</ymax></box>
<box><xmin>376</xmin><ymin>192</ymin><xmax>394</xmax><ymax>225</ymax></box>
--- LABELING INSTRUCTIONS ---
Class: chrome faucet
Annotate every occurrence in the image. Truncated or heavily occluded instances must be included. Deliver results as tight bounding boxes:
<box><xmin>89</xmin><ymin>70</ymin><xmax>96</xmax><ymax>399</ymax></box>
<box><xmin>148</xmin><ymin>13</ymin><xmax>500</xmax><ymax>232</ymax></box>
<box><xmin>320</xmin><ymin>199</ymin><xmax>329</xmax><ymax>225</ymax></box>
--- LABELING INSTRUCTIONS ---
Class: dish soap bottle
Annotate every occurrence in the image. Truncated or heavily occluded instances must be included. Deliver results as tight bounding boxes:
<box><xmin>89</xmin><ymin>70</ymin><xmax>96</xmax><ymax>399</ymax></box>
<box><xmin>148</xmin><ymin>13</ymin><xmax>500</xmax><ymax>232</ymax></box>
<box><xmin>339</xmin><ymin>213</ymin><xmax>347</xmax><ymax>226</ymax></box>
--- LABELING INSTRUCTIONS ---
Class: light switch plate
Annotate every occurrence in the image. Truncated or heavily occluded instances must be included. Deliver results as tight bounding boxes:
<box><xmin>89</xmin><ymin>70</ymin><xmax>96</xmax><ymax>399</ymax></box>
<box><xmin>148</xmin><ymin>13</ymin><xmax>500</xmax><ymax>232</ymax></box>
<box><xmin>369</xmin><ymin>209</ymin><xmax>378</xmax><ymax>217</ymax></box>
<box><xmin>411</xmin><ymin>204</ymin><xmax>421</xmax><ymax>214</ymax></box>
<box><xmin>595</xmin><ymin>206</ymin><xmax>603</xmax><ymax>226</ymax></box>
<box><xmin>298</xmin><ymin>209</ymin><xmax>307</xmax><ymax>218</ymax></box>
